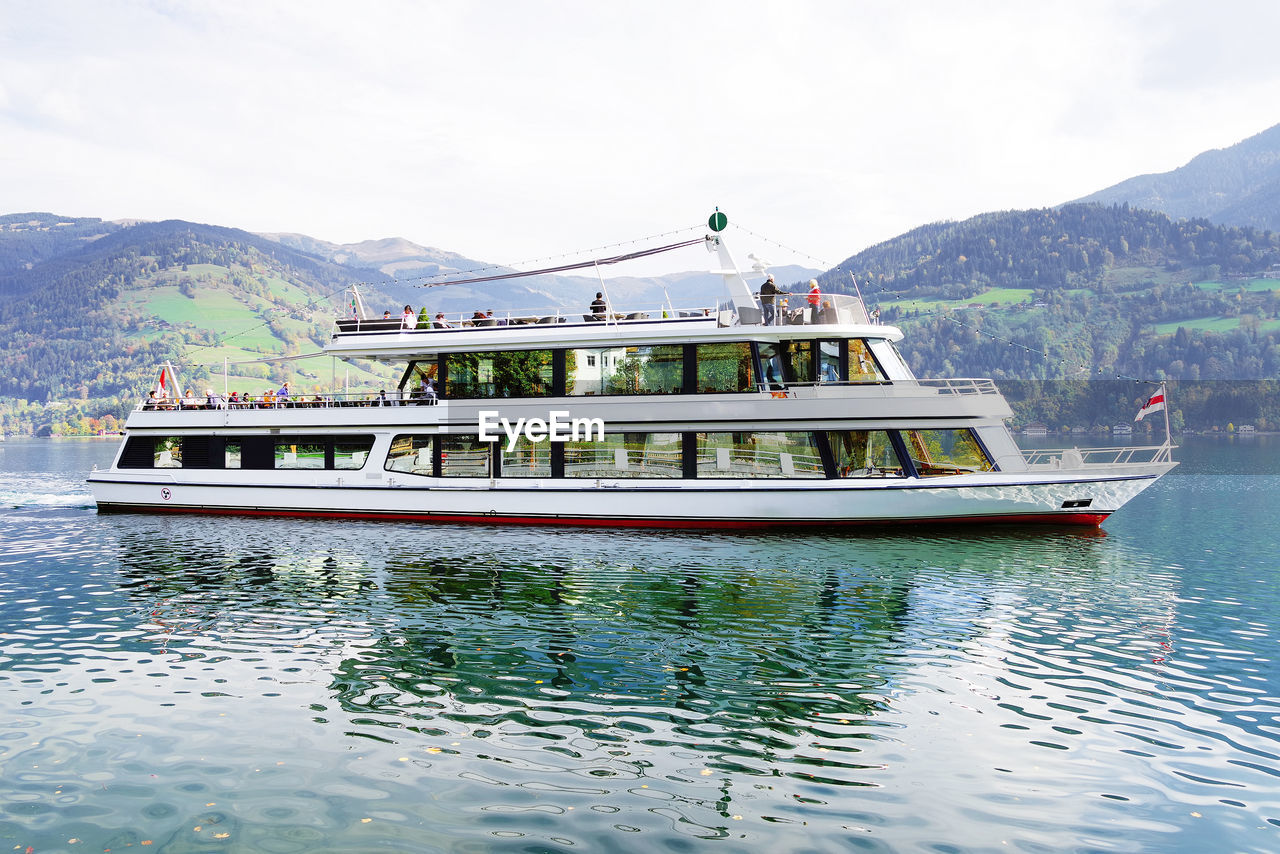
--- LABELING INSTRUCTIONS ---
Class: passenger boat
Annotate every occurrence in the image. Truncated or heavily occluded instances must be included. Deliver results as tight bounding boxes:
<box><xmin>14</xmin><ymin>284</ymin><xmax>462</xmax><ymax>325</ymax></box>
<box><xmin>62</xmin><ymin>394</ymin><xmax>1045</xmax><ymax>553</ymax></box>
<box><xmin>87</xmin><ymin>213</ymin><xmax>1176</xmax><ymax>528</ymax></box>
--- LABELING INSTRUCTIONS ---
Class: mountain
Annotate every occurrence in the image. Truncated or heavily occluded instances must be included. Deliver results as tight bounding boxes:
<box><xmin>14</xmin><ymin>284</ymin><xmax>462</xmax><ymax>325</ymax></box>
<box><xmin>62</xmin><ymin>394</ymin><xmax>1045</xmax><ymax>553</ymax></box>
<box><xmin>0</xmin><ymin>214</ymin><xmax>818</xmax><ymax>425</ymax></box>
<box><xmin>5</xmin><ymin>199</ymin><xmax>1280</xmax><ymax>435</ymax></box>
<box><xmin>0</xmin><ymin>216</ymin><xmax>394</xmax><ymax>412</ymax></box>
<box><xmin>1071</xmin><ymin>122</ymin><xmax>1280</xmax><ymax>231</ymax></box>
<box><xmin>0</xmin><ymin>213</ymin><xmax>121</xmax><ymax>276</ymax></box>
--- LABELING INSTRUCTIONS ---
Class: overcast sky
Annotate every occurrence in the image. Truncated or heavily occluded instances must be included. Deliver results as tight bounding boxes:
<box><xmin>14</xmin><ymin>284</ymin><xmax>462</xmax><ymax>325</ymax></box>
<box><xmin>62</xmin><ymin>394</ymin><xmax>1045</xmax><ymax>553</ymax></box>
<box><xmin>4</xmin><ymin>0</ymin><xmax>1279</xmax><ymax>275</ymax></box>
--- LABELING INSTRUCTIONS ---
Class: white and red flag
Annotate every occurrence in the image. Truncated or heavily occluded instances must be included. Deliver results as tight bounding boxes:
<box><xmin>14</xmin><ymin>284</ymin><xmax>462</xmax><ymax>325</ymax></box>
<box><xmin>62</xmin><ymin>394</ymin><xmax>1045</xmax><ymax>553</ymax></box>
<box><xmin>155</xmin><ymin>366</ymin><xmax>169</xmax><ymax>398</ymax></box>
<box><xmin>1135</xmin><ymin>384</ymin><xmax>1166</xmax><ymax>422</ymax></box>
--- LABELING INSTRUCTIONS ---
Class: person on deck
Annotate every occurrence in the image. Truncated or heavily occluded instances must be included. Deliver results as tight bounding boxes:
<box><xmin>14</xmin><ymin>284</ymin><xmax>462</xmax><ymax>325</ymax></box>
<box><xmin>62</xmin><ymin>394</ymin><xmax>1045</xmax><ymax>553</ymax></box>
<box><xmin>759</xmin><ymin>275</ymin><xmax>779</xmax><ymax>326</ymax></box>
<box><xmin>401</xmin><ymin>305</ymin><xmax>416</xmax><ymax>329</ymax></box>
<box><xmin>276</xmin><ymin>381</ymin><xmax>291</xmax><ymax>406</ymax></box>
<box><xmin>433</xmin><ymin>312</ymin><xmax>452</xmax><ymax>329</ymax></box>
<box><xmin>590</xmin><ymin>292</ymin><xmax>607</xmax><ymax>320</ymax></box>
<box><xmin>807</xmin><ymin>279</ymin><xmax>822</xmax><ymax>324</ymax></box>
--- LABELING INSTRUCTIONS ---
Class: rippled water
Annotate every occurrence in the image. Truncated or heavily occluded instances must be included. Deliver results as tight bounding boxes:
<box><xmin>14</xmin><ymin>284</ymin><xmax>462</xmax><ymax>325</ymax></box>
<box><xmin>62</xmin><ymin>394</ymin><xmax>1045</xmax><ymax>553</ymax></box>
<box><xmin>1</xmin><ymin>437</ymin><xmax>1278</xmax><ymax>852</ymax></box>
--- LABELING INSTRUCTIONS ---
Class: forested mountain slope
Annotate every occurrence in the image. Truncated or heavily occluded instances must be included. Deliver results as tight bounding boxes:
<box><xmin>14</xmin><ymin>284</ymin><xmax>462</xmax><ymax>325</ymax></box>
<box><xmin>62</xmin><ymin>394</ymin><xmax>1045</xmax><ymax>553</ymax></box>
<box><xmin>0</xmin><ymin>216</ymin><xmax>387</xmax><ymax>430</ymax></box>
<box><xmin>4</xmin><ymin>203</ymin><xmax>1280</xmax><ymax>435</ymax></box>
<box><xmin>818</xmin><ymin>204</ymin><xmax>1280</xmax><ymax>429</ymax></box>
<box><xmin>1072</xmin><ymin>122</ymin><xmax>1280</xmax><ymax>232</ymax></box>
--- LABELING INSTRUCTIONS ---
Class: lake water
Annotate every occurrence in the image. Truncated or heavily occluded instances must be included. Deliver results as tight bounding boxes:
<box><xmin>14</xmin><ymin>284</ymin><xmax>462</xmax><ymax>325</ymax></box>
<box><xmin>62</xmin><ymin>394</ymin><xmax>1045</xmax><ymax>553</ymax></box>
<box><xmin>1</xmin><ymin>436</ymin><xmax>1277</xmax><ymax>853</ymax></box>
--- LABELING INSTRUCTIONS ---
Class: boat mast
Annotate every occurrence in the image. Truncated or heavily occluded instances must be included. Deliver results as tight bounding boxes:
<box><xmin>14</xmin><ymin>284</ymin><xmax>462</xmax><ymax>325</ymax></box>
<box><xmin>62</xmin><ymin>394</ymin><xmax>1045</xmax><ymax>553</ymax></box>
<box><xmin>704</xmin><ymin>210</ymin><xmax>759</xmax><ymax>314</ymax></box>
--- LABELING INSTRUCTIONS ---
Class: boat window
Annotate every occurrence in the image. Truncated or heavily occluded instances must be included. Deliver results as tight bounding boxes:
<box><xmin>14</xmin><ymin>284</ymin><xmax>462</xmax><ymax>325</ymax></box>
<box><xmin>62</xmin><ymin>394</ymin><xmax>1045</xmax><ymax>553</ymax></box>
<box><xmin>386</xmin><ymin>434</ymin><xmax>434</xmax><ymax>475</ymax></box>
<box><xmin>155</xmin><ymin>437</ymin><xmax>183</xmax><ymax>468</ymax></box>
<box><xmin>818</xmin><ymin>340</ymin><xmax>842</xmax><ymax>383</ymax></box>
<box><xmin>403</xmin><ymin>358</ymin><xmax>439</xmax><ymax>397</ymax></box>
<box><xmin>901</xmin><ymin>429</ymin><xmax>994</xmax><ymax>476</ymax></box>
<box><xmin>446</xmin><ymin>351</ymin><xmax>552</xmax><ymax>399</ymax></box>
<box><xmin>441</xmin><ymin>436</ymin><xmax>492</xmax><ymax>477</ymax></box>
<box><xmin>563</xmin><ymin>432</ymin><xmax>683</xmax><ymax>478</ymax></box>
<box><xmin>500</xmin><ymin>435</ymin><xmax>552</xmax><ymax>478</ymax></box>
<box><xmin>786</xmin><ymin>340</ymin><xmax>814</xmax><ymax>383</ymax></box>
<box><xmin>117</xmin><ymin>437</ymin><xmax>156</xmax><ymax>468</ymax></box>
<box><xmin>334</xmin><ymin>437</ymin><xmax>374</xmax><ymax>470</ymax></box>
<box><xmin>849</xmin><ymin>339</ymin><xmax>887</xmax><ymax>383</ymax></box>
<box><xmin>224</xmin><ymin>441</ymin><xmax>241</xmax><ymax>469</ymax></box>
<box><xmin>827</xmin><ymin>431</ymin><xmax>905</xmax><ymax>477</ymax></box>
<box><xmin>567</xmin><ymin>344</ymin><xmax>682</xmax><ymax>396</ymax></box>
<box><xmin>757</xmin><ymin>343</ymin><xmax>787</xmax><ymax>388</ymax></box>
<box><xmin>696</xmin><ymin>342</ymin><xmax>756</xmax><ymax>393</ymax></box>
<box><xmin>275</xmin><ymin>440</ymin><xmax>325</xmax><ymax>469</ymax></box>
<box><xmin>695</xmin><ymin>432</ymin><xmax>825</xmax><ymax>478</ymax></box>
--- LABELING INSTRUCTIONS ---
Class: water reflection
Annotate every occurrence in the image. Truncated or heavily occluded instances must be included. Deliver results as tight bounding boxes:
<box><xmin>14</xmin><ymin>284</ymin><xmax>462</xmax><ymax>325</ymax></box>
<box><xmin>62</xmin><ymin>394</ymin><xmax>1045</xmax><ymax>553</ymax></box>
<box><xmin>3</xmin><ymin>488</ymin><xmax>1278</xmax><ymax>850</ymax></box>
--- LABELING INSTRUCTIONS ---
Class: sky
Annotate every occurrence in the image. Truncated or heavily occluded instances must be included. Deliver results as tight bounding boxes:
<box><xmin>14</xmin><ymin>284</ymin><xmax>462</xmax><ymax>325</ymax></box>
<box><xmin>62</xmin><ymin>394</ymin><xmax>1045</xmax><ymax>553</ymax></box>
<box><xmin>4</xmin><ymin>0</ymin><xmax>1280</xmax><ymax>275</ymax></box>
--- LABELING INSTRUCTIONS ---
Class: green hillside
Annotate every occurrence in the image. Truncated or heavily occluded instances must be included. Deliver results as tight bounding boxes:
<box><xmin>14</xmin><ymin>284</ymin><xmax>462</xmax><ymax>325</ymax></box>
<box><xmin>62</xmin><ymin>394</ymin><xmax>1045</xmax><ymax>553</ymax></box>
<box><xmin>4</xmin><ymin>205</ymin><xmax>1280</xmax><ymax>436</ymax></box>
<box><xmin>818</xmin><ymin>204</ymin><xmax>1280</xmax><ymax>430</ymax></box>
<box><xmin>0</xmin><ymin>217</ymin><xmax>396</xmax><ymax>435</ymax></box>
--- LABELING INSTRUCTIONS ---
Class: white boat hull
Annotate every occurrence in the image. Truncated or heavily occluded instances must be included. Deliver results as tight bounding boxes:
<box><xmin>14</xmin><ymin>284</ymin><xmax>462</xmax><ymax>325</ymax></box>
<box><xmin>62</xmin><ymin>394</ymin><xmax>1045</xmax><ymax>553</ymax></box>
<box><xmin>88</xmin><ymin>464</ymin><xmax>1171</xmax><ymax>528</ymax></box>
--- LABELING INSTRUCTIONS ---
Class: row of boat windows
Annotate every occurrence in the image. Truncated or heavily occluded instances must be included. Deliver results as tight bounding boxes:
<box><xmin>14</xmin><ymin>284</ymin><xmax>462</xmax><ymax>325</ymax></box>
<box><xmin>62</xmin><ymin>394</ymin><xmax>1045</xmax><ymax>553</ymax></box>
<box><xmin>401</xmin><ymin>339</ymin><xmax>887</xmax><ymax>399</ymax></box>
<box><xmin>120</xmin><ymin>429</ymin><xmax>995</xmax><ymax>479</ymax></box>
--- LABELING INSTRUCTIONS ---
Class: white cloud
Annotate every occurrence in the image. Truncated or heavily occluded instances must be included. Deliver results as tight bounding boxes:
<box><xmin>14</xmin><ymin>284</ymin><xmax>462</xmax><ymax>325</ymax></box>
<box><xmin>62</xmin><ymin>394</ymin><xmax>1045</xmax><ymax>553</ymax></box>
<box><xmin>2</xmin><ymin>0</ymin><xmax>1279</xmax><ymax>271</ymax></box>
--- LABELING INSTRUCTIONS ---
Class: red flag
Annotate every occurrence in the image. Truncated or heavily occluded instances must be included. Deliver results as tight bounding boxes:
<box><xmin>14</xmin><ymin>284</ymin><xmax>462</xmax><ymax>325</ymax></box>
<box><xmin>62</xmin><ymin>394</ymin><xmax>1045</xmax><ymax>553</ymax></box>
<box><xmin>1135</xmin><ymin>385</ymin><xmax>1166</xmax><ymax>422</ymax></box>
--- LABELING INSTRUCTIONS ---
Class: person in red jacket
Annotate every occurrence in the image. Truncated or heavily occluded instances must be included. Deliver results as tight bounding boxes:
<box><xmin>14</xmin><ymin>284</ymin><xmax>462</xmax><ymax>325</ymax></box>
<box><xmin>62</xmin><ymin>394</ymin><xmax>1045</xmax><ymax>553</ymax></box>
<box><xmin>806</xmin><ymin>279</ymin><xmax>821</xmax><ymax>324</ymax></box>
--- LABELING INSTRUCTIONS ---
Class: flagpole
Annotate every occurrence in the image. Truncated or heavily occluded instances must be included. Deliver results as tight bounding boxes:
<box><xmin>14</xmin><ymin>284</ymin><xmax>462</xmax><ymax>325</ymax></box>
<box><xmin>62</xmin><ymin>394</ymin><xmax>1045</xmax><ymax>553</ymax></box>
<box><xmin>1161</xmin><ymin>382</ymin><xmax>1172</xmax><ymax>451</ymax></box>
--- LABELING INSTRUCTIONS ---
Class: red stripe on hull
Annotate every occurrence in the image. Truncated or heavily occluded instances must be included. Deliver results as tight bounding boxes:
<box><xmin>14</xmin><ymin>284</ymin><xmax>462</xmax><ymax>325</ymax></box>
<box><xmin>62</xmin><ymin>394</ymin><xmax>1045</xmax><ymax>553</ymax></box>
<box><xmin>97</xmin><ymin>504</ymin><xmax>1111</xmax><ymax>528</ymax></box>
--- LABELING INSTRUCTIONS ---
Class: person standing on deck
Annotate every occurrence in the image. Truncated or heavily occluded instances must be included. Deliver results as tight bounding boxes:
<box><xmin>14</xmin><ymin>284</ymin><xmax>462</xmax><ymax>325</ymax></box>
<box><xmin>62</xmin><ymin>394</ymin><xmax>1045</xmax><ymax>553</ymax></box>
<box><xmin>807</xmin><ymin>279</ymin><xmax>822</xmax><ymax>324</ymax></box>
<box><xmin>401</xmin><ymin>305</ymin><xmax>415</xmax><ymax>329</ymax></box>
<box><xmin>759</xmin><ymin>275</ymin><xmax>779</xmax><ymax>326</ymax></box>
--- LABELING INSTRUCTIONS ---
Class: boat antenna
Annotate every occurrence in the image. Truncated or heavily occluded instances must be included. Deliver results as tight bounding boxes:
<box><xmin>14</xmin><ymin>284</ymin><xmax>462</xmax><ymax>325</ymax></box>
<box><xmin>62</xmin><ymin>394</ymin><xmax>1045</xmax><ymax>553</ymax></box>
<box><xmin>849</xmin><ymin>272</ymin><xmax>873</xmax><ymax>323</ymax></box>
<box><xmin>421</xmin><ymin>237</ymin><xmax>704</xmax><ymax>288</ymax></box>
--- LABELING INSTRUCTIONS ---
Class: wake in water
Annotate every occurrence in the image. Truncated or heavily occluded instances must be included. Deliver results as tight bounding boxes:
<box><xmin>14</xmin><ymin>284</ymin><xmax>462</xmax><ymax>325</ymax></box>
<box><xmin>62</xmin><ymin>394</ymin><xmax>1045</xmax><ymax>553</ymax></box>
<box><xmin>0</xmin><ymin>474</ymin><xmax>96</xmax><ymax>509</ymax></box>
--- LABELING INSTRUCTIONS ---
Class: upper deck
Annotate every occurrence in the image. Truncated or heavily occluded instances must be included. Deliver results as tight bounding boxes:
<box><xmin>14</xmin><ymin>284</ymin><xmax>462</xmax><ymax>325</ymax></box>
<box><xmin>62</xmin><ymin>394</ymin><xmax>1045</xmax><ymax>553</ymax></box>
<box><xmin>325</xmin><ymin>293</ymin><xmax>902</xmax><ymax>359</ymax></box>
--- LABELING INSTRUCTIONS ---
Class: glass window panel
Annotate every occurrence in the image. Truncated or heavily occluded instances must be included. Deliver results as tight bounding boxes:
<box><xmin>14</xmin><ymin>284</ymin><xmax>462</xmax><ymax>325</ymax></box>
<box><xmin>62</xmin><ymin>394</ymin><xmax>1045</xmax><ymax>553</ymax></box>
<box><xmin>696</xmin><ymin>342</ymin><xmax>756</xmax><ymax>393</ymax></box>
<box><xmin>441</xmin><ymin>437</ymin><xmax>492</xmax><ymax>477</ymax></box>
<box><xmin>696</xmin><ymin>432</ymin><xmax>825</xmax><ymax>478</ymax></box>
<box><xmin>563</xmin><ymin>432</ymin><xmax>683</xmax><ymax>478</ymax></box>
<box><xmin>827</xmin><ymin>430</ymin><xmax>904</xmax><ymax>477</ymax></box>
<box><xmin>446</xmin><ymin>351</ymin><xmax>552</xmax><ymax>399</ymax></box>
<box><xmin>567</xmin><ymin>344</ymin><xmax>682</xmax><ymax>396</ymax></box>
<box><xmin>386</xmin><ymin>434</ymin><xmax>434</xmax><ymax>475</ymax></box>
<box><xmin>849</xmin><ymin>339</ymin><xmax>887</xmax><ymax>383</ymax></box>
<box><xmin>154</xmin><ymin>437</ymin><xmax>182</xmax><ymax>468</ymax></box>
<box><xmin>334</xmin><ymin>437</ymin><xmax>374</xmax><ymax>470</ymax></box>
<box><xmin>757</xmin><ymin>342</ymin><xmax>787</xmax><ymax>388</ymax></box>
<box><xmin>403</xmin><ymin>358</ymin><xmax>439</xmax><ymax>401</ymax></box>
<box><xmin>224</xmin><ymin>441</ymin><xmax>241</xmax><ymax>469</ymax></box>
<box><xmin>902</xmin><ymin>429</ymin><xmax>994</xmax><ymax>476</ymax></box>
<box><xmin>500</xmin><ymin>435</ymin><xmax>552</xmax><ymax>478</ymax></box>
<box><xmin>276</xmin><ymin>441</ymin><xmax>325</xmax><ymax>469</ymax></box>
<box><xmin>786</xmin><ymin>340</ymin><xmax>814</xmax><ymax>383</ymax></box>
<box><xmin>818</xmin><ymin>340</ymin><xmax>842</xmax><ymax>383</ymax></box>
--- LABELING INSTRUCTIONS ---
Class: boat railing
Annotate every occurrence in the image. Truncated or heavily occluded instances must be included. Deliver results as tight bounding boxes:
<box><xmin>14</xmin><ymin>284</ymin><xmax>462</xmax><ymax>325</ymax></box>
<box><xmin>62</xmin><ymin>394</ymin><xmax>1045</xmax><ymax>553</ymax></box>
<box><xmin>1020</xmin><ymin>444</ymin><xmax>1176</xmax><ymax>468</ymax></box>
<box><xmin>914</xmin><ymin>378</ymin><xmax>1002</xmax><ymax>396</ymax></box>
<box><xmin>717</xmin><ymin>292</ymin><xmax>872</xmax><ymax>327</ymax></box>
<box><xmin>336</xmin><ymin>292</ymin><xmax>878</xmax><ymax>334</ymax></box>
<box><xmin>756</xmin><ymin>377</ymin><xmax>1000</xmax><ymax>397</ymax></box>
<box><xmin>136</xmin><ymin>391</ymin><xmax>441</xmax><ymax>412</ymax></box>
<box><xmin>335</xmin><ymin>303</ymin><xmax>719</xmax><ymax>334</ymax></box>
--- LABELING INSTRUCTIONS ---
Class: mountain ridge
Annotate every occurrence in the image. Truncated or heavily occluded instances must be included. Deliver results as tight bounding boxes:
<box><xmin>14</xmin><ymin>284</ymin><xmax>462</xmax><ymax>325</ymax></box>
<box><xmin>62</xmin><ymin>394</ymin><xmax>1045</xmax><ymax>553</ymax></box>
<box><xmin>1071</xmin><ymin>122</ymin><xmax>1280</xmax><ymax>231</ymax></box>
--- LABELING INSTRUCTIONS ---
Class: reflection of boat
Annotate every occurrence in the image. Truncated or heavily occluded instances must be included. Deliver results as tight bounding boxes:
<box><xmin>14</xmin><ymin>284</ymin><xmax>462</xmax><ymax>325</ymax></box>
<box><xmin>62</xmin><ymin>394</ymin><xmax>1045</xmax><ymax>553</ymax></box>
<box><xmin>88</xmin><ymin>212</ymin><xmax>1175</xmax><ymax>527</ymax></box>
